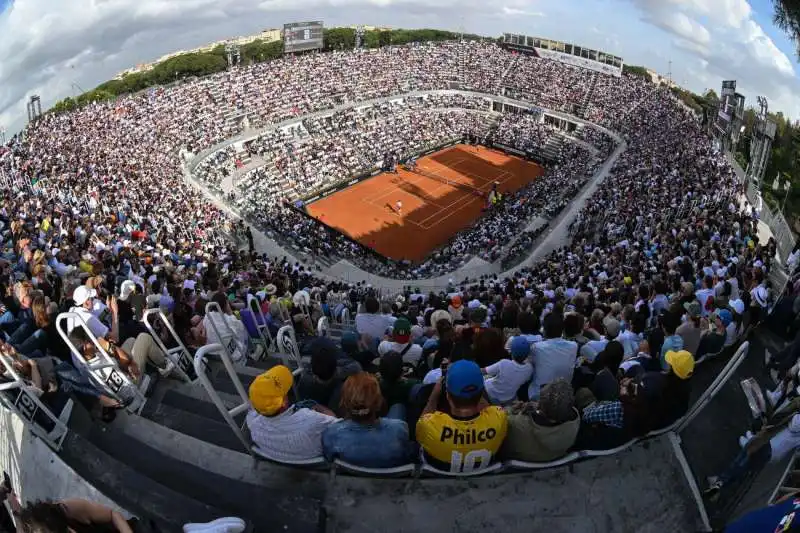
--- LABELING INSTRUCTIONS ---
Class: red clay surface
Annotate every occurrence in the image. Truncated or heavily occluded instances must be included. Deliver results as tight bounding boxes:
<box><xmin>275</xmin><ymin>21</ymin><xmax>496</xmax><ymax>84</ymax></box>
<box><xmin>306</xmin><ymin>144</ymin><xmax>544</xmax><ymax>262</ymax></box>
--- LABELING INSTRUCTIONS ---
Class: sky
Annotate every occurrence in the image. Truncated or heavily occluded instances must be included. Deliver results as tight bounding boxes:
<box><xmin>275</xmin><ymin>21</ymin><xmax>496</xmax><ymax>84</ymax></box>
<box><xmin>0</xmin><ymin>0</ymin><xmax>799</xmax><ymax>135</ymax></box>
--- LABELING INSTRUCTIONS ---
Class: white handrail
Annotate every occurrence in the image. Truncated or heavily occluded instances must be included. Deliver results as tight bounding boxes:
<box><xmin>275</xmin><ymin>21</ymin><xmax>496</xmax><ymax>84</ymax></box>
<box><xmin>246</xmin><ymin>294</ymin><xmax>275</xmax><ymax>354</ymax></box>
<box><xmin>275</xmin><ymin>325</ymin><xmax>302</xmax><ymax>368</ymax></box>
<box><xmin>193</xmin><ymin>343</ymin><xmax>251</xmax><ymax>453</ymax></box>
<box><xmin>0</xmin><ymin>354</ymin><xmax>72</xmax><ymax>450</ymax></box>
<box><xmin>142</xmin><ymin>309</ymin><xmax>195</xmax><ymax>382</ymax></box>
<box><xmin>204</xmin><ymin>302</ymin><xmax>247</xmax><ymax>365</ymax></box>
<box><xmin>55</xmin><ymin>312</ymin><xmax>148</xmax><ymax>413</ymax></box>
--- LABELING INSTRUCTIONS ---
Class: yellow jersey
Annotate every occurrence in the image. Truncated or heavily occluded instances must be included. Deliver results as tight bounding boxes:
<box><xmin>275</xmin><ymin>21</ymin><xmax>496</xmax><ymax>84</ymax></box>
<box><xmin>416</xmin><ymin>407</ymin><xmax>508</xmax><ymax>473</ymax></box>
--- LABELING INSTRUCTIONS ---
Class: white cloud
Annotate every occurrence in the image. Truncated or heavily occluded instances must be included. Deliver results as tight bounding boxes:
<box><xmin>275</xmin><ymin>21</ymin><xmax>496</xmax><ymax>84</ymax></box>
<box><xmin>656</xmin><ymin>11</ymin><xmax>710</xmax><ymax>46</ymax></box>
<box><xmin>500</xmin><ymin>6</ymin><xmax>545</xmax><ymax>17</ymax></box>
<box><xmin>675</xmin><ymin>0</ymin><xmax>751</xmax><ymax>29</ymax></box>
<box><xmin>0</xmin><ymin>0</ymin><xmax>798</xmax><ymax>133</ymax></box>
<box><xmin>626</xmin><ymin>0</ymin><xmax>800</xmax><ymax>119</ymax></box>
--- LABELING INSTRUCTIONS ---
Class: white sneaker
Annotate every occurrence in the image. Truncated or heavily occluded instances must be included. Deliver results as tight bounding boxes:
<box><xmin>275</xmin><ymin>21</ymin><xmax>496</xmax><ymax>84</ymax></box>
<box><xmin>158</xmin><ymin>359</ymin><xmax>176</xmax><ymax>378</ymax></box>
<box><xmin>183</xmin><ymin>516</ymin><xmax>246</xmax><ymax>533</ymax></box>
<box><xmin>768</xmin><ymin>387</ymin><xmax>784</xmax><ymax>406</ymax></box>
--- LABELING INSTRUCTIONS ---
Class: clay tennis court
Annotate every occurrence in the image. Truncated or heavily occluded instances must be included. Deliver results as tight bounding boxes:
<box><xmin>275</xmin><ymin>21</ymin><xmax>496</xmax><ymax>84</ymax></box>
<box><xmin>306</xmin><ymin>144</ymin><xmax>544</xmax><ymax>262</ymax></box>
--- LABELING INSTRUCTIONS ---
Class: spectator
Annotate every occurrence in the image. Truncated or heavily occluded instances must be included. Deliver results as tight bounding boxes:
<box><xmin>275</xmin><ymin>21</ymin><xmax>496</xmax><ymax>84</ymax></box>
<box><xmin>659</xmin><ymin>311</ymin><xmax>684</xmax><ymax>369</ymax></box>
<box><xmin>298</xmin><ymin>337</ymin><xmax>361</xmax><ymax>411</ymax></box>
<box><xmin>378</xmin><ymin>318</ymin><xmax>423</xmax><ymax>365</ymax></box>
<box><xmin>416</xmin><ymin>360</ymin><xmax>508</xmax><ymax>472</ymax></box>
<box><xmin>500</xmin><ymin>378</ymin><xmax>580</xmax><ymax>462</ymax></box>
<box><xmin>482</xmin><ymin>336</ymin><xmax>533</xmax><ymax>405</ymax></box>
<box><xmin>247</xmin><ymin>364</ymin><xmax>339</xmax><ymax>461</ymax></box>
<box><xmin>503</xmin><ymin>311</ymin><xmax>542</xmax><ymax>351</ymax></box>
<box><xmin>322</xmin><ymin>372</ymin><xmax>413</xmax><ymax>468</ymax></box>
<box><xmin>16</xmin><ymin>499</ymin><xmax>134</xmax><ymax>533</ymax></box>
<box><xmin>448</xmin><ymin>296</ymin><xmax>464</xmax><ymax>323</ymax></box>
<box><xmin>379</xmin><ymin>351</ymin><xmax>421</xmax><ymax>412</ymax></box>
<box><xmin>356</xmin><ymin>297</ymin><xmax>392</xmax><ymax>342</ymax></box>
<box><xmin>676</xmin><ymin>301</ymin><xmax>703</xmax><ymax>357</ymax></box>
<box><xmin>696</xmin><ymin>310</ymin><xmax>730</xmax><ymax>360</ymax></box>
<box><xmin>528</xmin><ymin>313</ymin><xmax>578</xmax><ymax>400</ymax></box>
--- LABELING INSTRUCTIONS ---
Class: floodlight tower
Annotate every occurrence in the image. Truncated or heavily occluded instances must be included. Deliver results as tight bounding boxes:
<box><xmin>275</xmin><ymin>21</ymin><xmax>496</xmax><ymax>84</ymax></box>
<box><xmin>27</xmin><ymin>95</ymin><xmax>42</xmax><ymax>123</ymax></box>
<box><xmin>225</xmin><ymin>42</ymin><xmax>241</xmax><ymax>69</ymax></box>
<box><xmin>355</xmin><ymin>25</ymin><xmax>365</xmax><ymax>50</ymax></box>
<box><xmin>746</xmin><ymin>96</ymin><xmax>777</xmax><ymax>189</ymax></box>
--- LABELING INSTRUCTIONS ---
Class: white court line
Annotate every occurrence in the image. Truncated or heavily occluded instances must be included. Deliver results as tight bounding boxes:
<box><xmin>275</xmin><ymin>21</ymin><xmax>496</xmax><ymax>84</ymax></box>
<box><xmin>366</xmin><ymin>171</ymin><xmax>451</xmax><ymax>207</ymax></box>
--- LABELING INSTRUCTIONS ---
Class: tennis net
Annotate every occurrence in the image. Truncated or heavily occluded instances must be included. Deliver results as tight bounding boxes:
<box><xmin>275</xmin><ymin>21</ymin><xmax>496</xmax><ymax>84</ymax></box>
<box><xmin>409</xmin><ymin>167</ymin><xmax>485</xmax><ymax>196</ymax></box>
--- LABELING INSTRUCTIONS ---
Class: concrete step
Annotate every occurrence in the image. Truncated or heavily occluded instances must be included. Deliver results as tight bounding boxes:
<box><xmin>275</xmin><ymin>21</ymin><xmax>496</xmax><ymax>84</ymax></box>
<box><xmin>144</xmin><ymin>399</ymin><xmax>246</xmax><ymax>452</ymax></box>
<box><xmin>77</xmin><ymin>417</ymin><xmax>321</xmax><ymax>532</ymax></box>
<box><xmin>60</xmin><ymin>431</ymin><xmax>227</xmax><ymax>532</ymax></box>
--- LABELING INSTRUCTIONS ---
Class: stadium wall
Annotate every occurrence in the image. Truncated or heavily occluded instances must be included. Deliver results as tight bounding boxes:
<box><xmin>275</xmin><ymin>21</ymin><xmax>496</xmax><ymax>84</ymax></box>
<box><xmin>0</xmin><ymin>408</ymin><xmax>128</xmax><ymax>519</ymax></box>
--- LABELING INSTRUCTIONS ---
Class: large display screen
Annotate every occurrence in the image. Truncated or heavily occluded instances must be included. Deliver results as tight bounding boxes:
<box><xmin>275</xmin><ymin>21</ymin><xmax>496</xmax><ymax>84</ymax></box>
<box><xmin>284</xmin><ymin>21</ymin><xmax>324</xmax><ymax>54</ymax></box>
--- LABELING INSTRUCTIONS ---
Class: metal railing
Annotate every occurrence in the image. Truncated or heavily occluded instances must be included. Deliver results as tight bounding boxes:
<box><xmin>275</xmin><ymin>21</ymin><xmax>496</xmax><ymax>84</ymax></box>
<box><xmin>142</xmin><ymin>309</ymin><xmax>195</xmax><ymax>382</ymax></box>
<box><xmin>204</xmin><ymin>302</ymin><xmax>248</xmax><ymax>366</ymax></box>
<box><xmin>55</xmin><ymin>312</ymin><xmax>148</xmax><ymax>414</ymax></box>
<box><xmin>0</xmin><ymin>354</ymin><xmax>72</xmax><ymax>450</ymax></box>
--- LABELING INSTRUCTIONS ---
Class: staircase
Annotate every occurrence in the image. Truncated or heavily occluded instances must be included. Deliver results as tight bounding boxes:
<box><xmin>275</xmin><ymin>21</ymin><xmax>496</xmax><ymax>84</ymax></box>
<box><xmin>60</xmin><ymin>354</ymin><xmax>327</xmax><ymax>533</ymax></box>
<box><xmin>540</xmin><ymin>134</ymin><xmax>565</xmax><ymax>163</ymax></box>
<box><xmin>495</xmin><ymin>54</ymin><xmax>520</xmax><ymax>95</ymax></box>
<box><xmin>576</xmin><ymin>71</ymin><xmax>599</xmax><ymax>119</ymax></box>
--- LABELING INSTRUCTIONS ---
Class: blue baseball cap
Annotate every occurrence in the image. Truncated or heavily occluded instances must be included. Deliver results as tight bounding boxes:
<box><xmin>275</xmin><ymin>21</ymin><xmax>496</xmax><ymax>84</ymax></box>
<box><xmin>712</xmin><ymin>309</ymin><xmax>733</xmax><ymax>327</ymax></box>
<box><xmin>446</xmin><ymin>360</ymin><xmax>485</xmax><ymax>398</ymax></box>
<box><xmin>510</xmin><ymin>337</ymin><xmax>531</xmax><ymax>359</ymax></box>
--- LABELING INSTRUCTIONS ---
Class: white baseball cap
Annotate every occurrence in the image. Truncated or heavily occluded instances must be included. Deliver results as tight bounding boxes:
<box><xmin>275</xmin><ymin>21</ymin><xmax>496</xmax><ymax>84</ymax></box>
<box><xmin>73</xmin><ymin>286</ymin><xmax>97</xmax><ymax>306</ymax></box>
<box><xmin>119</xmin><ymin>280</ymin><xmax>136</xmax><ymax>301</ymax></box>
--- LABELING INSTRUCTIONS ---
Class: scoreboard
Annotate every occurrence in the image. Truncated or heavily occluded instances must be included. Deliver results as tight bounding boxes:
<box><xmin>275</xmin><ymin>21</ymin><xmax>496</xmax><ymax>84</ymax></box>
<box><xmin>284</xmin><ymin>21</ymin><xmax>324</xmax><ymax>54</ymax></box>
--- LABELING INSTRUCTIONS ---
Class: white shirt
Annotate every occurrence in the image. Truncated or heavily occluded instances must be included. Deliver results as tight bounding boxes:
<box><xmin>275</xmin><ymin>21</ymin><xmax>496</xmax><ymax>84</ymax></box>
<box><xmin>695</xmin><ymin>288</ymin><xmax>715</xmax><ymax>316</ymax></box>
<box><xmin>246</xmin><ymin>407</ymin><xmax>339</xmax><ymax>462</ymax></box>
<box><xmin>66</xmin><ymin>306</ymin><xmax>109</xmax><ymax>339</ymax></box>
<box><xmin>378</xmin><ymin>340</ymin><xmax>423</xmax><ymax>364</ymax></box>
<box><xmin>355</xmin><ymin>313</ymin><xmax>392</xmax><ymax>341</ymax></box>
<box><xmin>484</xmin><ymin>359</ymin><xmax>532</xmax><ymax>403</ymax></box>
<box><xmin>580</xmin><ymin>339</ymin><xmax>609</xmax><ymax>364</ymax></box>
<box><xmin>423</xmin><ymin>367</ymin><xmax>442</xmax><ymax>385</ymax></box>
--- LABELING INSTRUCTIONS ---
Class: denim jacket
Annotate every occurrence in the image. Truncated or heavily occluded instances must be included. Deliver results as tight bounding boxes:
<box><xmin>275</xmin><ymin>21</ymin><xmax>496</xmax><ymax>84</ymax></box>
<box><xmin>322</xmin><ymin>418</ymin><xmax>412</xmax><ymax>468</ymax></box>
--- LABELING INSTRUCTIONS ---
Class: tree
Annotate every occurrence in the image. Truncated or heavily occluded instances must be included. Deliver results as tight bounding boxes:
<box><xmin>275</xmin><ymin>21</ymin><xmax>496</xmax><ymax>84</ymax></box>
<box><xmin>325</xmin><ymin>28</ymin><xmax>355</xmax><ymax>51</ymax></box>
<box><xmin>241</xmin><ymin>39</ymin><xmax>283</xmax><ymax>64</ymax></box>
<box><xmin>773</xmin><ymin>0</ymin><xmax>800</xmax><ymax>58</ymax></box>
<box><xmin>622</xmin><ymin>64</ymin><xmax>649</xmax><ymax>79</ymax></box>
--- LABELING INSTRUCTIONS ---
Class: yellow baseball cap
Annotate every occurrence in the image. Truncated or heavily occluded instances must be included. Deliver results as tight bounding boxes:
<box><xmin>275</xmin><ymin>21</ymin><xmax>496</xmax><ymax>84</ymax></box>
<box><xmin>665</xmin><ymin>350</ymin><xmax>695</xmax><ymax>380</ymax></box>
<box><xmin>623</xmin><ymin>276</ymin><xmax>633</xmax><ymax>285</ymax></box>
<box><xmin>249</xmin><ymin>365</ymin><xmax>293</xmax><ymax>416</ymax></box>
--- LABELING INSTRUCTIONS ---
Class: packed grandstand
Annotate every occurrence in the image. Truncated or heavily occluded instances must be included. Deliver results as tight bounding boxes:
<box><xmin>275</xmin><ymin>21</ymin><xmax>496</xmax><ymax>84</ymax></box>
<box><xmin>0</xmin><ymin>36</ymin><xmax>794</xmax><ymax>532</ymax></box>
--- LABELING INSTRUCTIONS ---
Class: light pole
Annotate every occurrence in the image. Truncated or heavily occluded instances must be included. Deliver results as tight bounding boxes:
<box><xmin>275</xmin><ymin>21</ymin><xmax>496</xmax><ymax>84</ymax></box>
<box><xmin>782</xmin><ymin>179</ymin><xmax>792</xmax><ymax>214</ymax></box>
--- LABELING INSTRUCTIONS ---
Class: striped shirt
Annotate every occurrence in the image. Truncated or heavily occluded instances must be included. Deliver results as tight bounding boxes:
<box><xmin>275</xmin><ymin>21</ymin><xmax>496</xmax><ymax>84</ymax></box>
<box><xmin>247</xmin><ymin>407</ymin><xmax>339</xmax><ymax>462</ymax></box>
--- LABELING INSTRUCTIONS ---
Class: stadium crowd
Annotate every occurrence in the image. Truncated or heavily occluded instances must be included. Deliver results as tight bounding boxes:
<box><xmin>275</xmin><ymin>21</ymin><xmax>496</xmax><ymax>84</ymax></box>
<box><xmin>0</xmin><ymin>39</ymin><xmax>789</xmax><ymax>483</ymax></box>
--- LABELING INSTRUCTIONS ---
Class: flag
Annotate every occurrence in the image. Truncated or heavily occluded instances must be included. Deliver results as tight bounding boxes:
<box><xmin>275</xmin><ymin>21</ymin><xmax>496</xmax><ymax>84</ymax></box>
<box><xmin>772</xmin><ymin>174</ymin><xmax>781</xmax><ymax>191</ymax></box>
